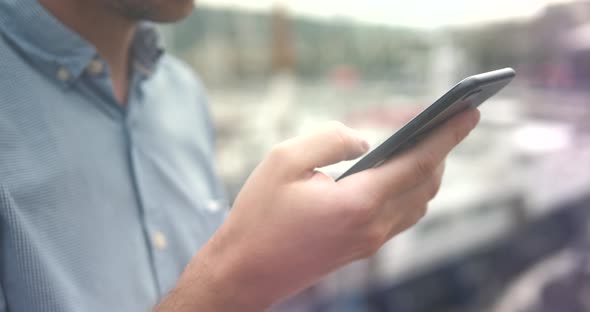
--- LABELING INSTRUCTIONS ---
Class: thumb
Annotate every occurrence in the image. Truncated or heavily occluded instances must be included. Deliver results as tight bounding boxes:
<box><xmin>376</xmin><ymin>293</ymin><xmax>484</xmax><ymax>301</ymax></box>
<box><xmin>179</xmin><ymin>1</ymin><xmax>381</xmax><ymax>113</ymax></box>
<box><xmin>272</xmin><ymin>121</ymin><xmax>369</xmax><ymax>178</ymax></box>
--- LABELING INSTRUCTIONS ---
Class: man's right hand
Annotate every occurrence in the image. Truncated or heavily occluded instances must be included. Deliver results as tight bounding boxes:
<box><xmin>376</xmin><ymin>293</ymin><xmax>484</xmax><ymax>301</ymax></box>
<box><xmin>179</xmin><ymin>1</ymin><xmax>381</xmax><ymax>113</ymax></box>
<box><xmin>156</xmin><ymin>109</ymin><xmax>480</xmax><ymax>311</ymax></box>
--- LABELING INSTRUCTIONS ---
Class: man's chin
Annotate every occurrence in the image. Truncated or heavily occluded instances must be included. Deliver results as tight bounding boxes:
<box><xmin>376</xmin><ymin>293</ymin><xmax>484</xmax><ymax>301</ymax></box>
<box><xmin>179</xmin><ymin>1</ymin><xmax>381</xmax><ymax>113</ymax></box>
<box><xmin>111</xmin><ymin>0</ymin><xmax>195</xmax><ymax>23</ymax></box>
<box><xmin>148</xmin><ymin>0</ymin><xmax>195</xmax><ymax>23</ymax></box>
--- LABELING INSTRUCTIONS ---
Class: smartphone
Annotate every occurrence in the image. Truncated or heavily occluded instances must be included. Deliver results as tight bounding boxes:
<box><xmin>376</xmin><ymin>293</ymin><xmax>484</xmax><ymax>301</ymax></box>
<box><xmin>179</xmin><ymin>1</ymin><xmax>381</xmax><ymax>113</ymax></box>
<box><xmin>336</xmin><ymin>68</ymin><xmax>516</xmax><ymax>181</ymax></box>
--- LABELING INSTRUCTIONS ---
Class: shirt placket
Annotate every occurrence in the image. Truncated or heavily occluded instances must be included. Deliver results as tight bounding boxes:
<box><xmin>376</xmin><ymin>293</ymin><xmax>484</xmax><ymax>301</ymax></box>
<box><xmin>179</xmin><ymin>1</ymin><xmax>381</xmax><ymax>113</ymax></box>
<box><xmin>123</xmin><ymin>69</ymin><xmax>169</xmax><ymax>298</ymax></box>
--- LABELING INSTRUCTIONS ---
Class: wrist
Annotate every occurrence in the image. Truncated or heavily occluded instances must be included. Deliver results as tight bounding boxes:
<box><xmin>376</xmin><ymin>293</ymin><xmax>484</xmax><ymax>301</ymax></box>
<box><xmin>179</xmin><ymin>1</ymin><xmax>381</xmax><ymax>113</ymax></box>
<box><xmin>162</xmin><ymin>228</ymin><xmax>274</xmax><ymax>312</ymax></box>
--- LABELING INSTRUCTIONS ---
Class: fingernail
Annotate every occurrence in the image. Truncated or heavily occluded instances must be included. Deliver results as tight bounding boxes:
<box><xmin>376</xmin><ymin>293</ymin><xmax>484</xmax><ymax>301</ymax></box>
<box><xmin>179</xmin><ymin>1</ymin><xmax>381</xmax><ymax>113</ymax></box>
<box><xmin>361</xmin><ymin>139</ymin><xmax>370</xmax><ymax>152</ymax></box>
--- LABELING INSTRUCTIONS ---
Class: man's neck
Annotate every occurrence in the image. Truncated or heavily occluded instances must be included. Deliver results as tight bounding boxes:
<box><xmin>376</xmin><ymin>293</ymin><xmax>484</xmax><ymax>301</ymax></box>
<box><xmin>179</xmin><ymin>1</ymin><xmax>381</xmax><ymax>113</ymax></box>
<box><xmin>39</xmin><ymin>0</ymin><xmax>137</xmax><ymax>105</ymax></box>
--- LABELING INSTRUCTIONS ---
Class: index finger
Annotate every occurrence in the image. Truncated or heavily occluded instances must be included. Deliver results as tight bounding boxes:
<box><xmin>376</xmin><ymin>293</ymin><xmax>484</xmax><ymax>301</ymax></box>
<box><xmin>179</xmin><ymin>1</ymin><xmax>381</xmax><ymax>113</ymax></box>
<box><xmin>350</xmin><ymin>108</ymin><xmax>480</xmax><ymax>195</ymax></box>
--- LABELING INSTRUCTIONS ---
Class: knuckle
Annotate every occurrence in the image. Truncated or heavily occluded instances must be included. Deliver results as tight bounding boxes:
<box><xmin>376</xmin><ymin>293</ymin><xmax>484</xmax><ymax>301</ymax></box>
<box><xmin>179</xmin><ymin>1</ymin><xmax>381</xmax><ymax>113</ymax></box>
<box><xmin>413</xmin><ymin>153</ymin><xmax>438</xmax><ymax>180</ymax></box>
<box><xmin>426</xmin><ymin>178</ymin><xmax>442</xmax><ymax>199</ymax></box>
<box><xmin>331</xmin><ymin>128</ymin><xmax>350</xmax><ymax>147</ymax></box>
<box><xmin>360</xmin><ymin>192</ymin><xmax>386</xmax><ymax>220</ymax></box>
<box><xmin>364</xmin><ymin>226</ymin><xmax>387</xmax><ymax>257</ymax></box>
<box><xmin>269</xmin><ymin>142</ymin><xmax>295</xmax><ymax>166</ymax></box>
<box><xmin>416</xmin><ymin>204</ymin><xmax>429</xmax><ymax>221</ymax></box>
<box><xmin>344</xmin><ymin>198</ymin><xmax>379</xmax><ymax>226</ymax></box>
<box><xmin>452</xmin><ymin>127</ymin><xmax>466</xmax><ymax>146</ymax></box>
<box><xmin>330</xmin><ymin>125</ymin><xmax>353</xmax><ymax>148</ymax></box>
<box><xmin>400</xmin><ymin>205</ymin><xmax>428</xmax><ymax>232</ymax></box>
<box><xmin>338</xmin><ymin>188</ymin><xmax>385</xmax><ymax>228</ymax></box>
<box><xmin>326</xmin><ymin>121</ymin><xmax>359</xmax><ymax>158</ymax></box>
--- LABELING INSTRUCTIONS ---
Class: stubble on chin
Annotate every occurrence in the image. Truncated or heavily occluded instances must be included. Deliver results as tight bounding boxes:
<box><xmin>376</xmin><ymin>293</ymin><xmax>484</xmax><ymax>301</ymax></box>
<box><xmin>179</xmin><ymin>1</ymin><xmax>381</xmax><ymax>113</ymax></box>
<box><xmin>105</xmin><ymin>0</ymin><xmax>153</xmax><ymax>21</ymax></box>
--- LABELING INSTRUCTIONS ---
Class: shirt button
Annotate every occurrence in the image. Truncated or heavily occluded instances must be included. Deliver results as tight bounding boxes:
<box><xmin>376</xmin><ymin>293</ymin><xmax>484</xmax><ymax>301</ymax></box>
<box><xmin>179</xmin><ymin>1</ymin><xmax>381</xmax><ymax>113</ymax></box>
<box><xmin>153</xmin><ymin>231</ymin><xmax>167</xmax><ymax>251</ymax></box>
<box><xmin>56</xmin><ymin>67</ymin><xmax>70</xmax><ymax>81</ymax></box>
<box><xmin>207</xmin><ymin>200</ymin><xmax>221</xmax><ymax>212</ymax></box>
<box><xmin>86</xmin><ymin>59</ymin><xmax>104</xmax><ymax>75</ymax></box>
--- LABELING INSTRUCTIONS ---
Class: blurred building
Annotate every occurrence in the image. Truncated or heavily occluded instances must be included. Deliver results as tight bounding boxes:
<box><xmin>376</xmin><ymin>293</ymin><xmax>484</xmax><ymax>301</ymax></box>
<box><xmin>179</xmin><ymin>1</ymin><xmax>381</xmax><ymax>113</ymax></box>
<box><xmin>165</xmin><ymin>1</ymin><xmax>590</xmax><ymax>311</ymax></box>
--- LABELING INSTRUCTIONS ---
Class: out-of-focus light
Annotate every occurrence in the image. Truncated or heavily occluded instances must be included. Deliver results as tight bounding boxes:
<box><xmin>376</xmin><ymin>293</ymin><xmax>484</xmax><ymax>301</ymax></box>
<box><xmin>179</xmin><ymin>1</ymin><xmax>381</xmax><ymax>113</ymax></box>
<box><xmin>197</xmin><ymin>0</ymin><xmax>580</xmax><ymax>28</ymax></box>
<box><xmin>513</xmin><ymin>122</ymin><xmax>573</xmax><ymax>154</ymax></box>
<box><xmin>564</xmin><ymin>22</ymin><xmax>590</xmax><ymax>51</ymax></box>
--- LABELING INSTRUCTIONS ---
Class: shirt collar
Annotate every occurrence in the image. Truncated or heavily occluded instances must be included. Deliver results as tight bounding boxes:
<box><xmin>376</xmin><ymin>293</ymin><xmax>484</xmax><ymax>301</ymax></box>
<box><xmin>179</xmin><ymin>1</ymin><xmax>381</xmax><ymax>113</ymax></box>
<box><xmin>0</xmin><ymin>0</ymin><xmax>163</xmax><ymax>88</ymax></box>
<box><xmin>132</xmin><ymin>24</ymin><xmax>165</xmax><ymax>77</ymax></box>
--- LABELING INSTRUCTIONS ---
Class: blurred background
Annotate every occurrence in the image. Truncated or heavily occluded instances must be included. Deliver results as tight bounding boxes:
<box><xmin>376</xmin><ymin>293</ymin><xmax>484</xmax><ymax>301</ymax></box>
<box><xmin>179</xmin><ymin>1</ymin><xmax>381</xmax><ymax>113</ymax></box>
<box><xmin>163</xmin><ymin>0</ymin><xmax>590</xmax><ymax>311</ymax></box>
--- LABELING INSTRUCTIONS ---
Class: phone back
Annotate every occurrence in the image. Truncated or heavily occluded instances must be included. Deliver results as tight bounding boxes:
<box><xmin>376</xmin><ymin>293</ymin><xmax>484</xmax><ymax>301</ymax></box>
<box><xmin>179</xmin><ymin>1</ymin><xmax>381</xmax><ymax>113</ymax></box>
<box><xmin>337</xmin><ymin>68</ymin><xmax>516</xmax><ymax>181</ymax></box>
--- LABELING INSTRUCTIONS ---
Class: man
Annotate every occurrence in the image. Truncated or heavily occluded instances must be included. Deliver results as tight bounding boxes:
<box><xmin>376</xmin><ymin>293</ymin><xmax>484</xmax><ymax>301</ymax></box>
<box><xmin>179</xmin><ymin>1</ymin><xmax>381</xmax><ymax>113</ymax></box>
<box><xmin>0</xmin><ymin>0</ymin><xmax>480</xmax><ymax>311</ymax></box>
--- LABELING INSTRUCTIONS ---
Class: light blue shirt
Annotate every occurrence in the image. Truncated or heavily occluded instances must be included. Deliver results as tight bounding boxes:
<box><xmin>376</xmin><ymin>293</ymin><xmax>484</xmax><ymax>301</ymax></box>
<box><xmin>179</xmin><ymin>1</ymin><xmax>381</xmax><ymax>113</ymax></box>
<box><xmin>0</xmin><ymin>0</ymin><xmax>227</xmax><ymax>311</ymax></box>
